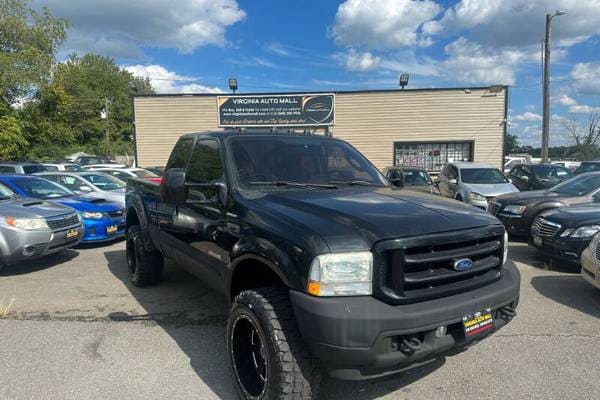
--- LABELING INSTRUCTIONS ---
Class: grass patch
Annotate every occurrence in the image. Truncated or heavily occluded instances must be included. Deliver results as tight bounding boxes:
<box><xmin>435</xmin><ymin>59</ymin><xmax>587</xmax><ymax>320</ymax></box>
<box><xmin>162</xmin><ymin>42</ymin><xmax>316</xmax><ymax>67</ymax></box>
<box><xmin>0</xmin><ymin>297</ymin><xmax>15</xmax><ymax>318</ymax></box>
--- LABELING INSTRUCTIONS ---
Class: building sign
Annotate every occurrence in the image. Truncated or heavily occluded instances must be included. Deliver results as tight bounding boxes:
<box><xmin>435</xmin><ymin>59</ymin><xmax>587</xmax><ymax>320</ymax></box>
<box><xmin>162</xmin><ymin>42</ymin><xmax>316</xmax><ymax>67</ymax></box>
<box><xmin>217</xmin><ymin>93</ymin><xmax>334</xmax><ymax>127</ymax></box>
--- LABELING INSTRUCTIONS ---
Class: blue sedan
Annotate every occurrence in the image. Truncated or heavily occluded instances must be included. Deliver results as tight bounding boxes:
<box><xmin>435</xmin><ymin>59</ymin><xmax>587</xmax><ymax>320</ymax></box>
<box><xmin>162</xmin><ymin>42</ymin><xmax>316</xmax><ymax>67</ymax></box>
<box><xmin>0</xmin><ymin>175</ymin><xmax>125</xmax><ymax>243</ymax></box>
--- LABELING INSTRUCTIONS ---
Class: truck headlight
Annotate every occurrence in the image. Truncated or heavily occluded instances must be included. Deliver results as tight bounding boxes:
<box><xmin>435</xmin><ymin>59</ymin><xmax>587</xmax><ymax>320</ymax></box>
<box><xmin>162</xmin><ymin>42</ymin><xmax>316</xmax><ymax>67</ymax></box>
<box><xmin>468</xmin><ymin>192</ymin><xmax>486</xmax><ymax>203</ymax></box>
<box><xmin>569</xmin><ymin>225</ymin><xmax>600</xmax><ymax>238</ymax></box>
<box><xmin>307</xmin><ymin>251</ymin><xmax>372</xmax><ymax>296</ymax></box>
<box><xmin>503</xmin><ymin>205</ymin><xmax>526</xmax><ymax>215</ymax></box>
<box><xmin>503</xmin><ymin>231</ymin><xmax>509</xmax><ymax>265</ymax></box>
<box><xmin>5</xmin><ymin>217</ymin><xmax>49</xmax><ymax>230</ymax></box>
<box><xmin>82</xmin><ymin>211</ymin><xmax>104</xmax><ymax>219</ymax></box>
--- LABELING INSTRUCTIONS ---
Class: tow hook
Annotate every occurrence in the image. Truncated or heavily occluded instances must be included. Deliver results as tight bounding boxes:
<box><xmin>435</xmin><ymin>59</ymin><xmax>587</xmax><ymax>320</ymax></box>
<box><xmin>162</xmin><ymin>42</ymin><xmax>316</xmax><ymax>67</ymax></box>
<box><xmin>399</xmin><ymin>337</ymin><xmax>422</xmax><ymax>353</ymax></box>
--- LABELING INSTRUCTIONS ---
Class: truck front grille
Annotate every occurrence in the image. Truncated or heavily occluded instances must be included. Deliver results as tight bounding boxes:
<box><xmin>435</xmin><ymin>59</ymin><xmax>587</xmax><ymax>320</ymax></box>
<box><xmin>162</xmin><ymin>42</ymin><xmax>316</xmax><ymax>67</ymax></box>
<box><xmin>487</xmin><ymin>201</ymin><xmax>501</xmax><ymax>216</ymax></box>
<box><xmin>532</xmin><ymin>218</ymin><xmax>561</xmax><ymax>237</ymax></box>
<box><xmin>373</xmin><ymin>226</ymin><xmax>505</xmax><ymax>304</ymax></box>
<box><xmin>46</xmin><ymin>213</ymin><xmax>80</xmax><ymax>231</ymax></box>
<box><xmin>594</xmin><ymin>241</ymin><xmax>600</xmax><ymax>262</ymax></box>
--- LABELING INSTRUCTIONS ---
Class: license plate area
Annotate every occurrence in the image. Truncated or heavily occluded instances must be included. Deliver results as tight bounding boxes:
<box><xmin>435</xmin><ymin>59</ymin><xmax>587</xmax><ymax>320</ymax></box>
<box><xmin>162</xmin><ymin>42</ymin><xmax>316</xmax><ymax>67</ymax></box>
<box><xmin>65</xmin><ymin>229</ymin><xmax>79</xmax><ymax>240</ymax></box>
<box><xmin>463</xmin><ymin>308</ymin><xmax>494</xmax><ymax>338</ymax></box>
<box><xmin>106</xmin><ymin>225</ymin><xmax>118</xmax><ymax>235</ymax></box>
<box><xmin>533</xmin><ymin>234</ymin><xmax>543</xmax><ymax>247</ymax></box>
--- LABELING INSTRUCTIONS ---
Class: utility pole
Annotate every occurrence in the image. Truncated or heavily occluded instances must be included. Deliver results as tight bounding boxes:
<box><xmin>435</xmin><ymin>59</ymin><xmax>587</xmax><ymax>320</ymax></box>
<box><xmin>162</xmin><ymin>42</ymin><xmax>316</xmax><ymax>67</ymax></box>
<box><xmin>541</xmin><ymin>10</ymin><xmax>566</xmax><ymax>163</ymax></box>
<box><xmin>104</xmin><ymin>99</ymin><xmax>110</xmax><ymax>157</ymax></box>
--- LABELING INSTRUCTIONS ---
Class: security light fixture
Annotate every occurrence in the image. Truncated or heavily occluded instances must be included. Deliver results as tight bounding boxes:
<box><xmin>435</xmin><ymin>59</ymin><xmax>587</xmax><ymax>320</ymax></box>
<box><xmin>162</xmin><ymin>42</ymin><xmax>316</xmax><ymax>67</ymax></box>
<box><xmin>228</xmin><ymin>78</ymin><xmax>238</xmax><ymax>93</ymax></box>
<box><xmin>553</xmin><ymin>10</ymin><xmax>567</xmax><ymax>17</ymax></box>
<box><xmin>399</xmin><ymin>73</ymin><xmax>409</xmax><ymax>89</ymax></box>
<box><xmin>488</xmin><ymin>85</ymin><xmax>504</xmax><ymax>93</ymax></box>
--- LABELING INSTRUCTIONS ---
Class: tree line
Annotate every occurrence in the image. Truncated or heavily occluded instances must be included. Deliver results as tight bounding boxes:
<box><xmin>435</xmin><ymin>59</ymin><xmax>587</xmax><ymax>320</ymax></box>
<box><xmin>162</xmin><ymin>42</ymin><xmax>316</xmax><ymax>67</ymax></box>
<box><xmin>0</xmin><ymin>0</ymin><xmax>154</xmax><ymax>161</ymax></box>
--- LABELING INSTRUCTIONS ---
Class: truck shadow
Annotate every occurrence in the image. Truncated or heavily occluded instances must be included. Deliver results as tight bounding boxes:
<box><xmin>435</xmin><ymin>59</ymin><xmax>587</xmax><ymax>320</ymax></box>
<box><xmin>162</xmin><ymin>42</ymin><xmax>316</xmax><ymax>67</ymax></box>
<box><xmin>531</xmin><ymin>275</ymin><xmax>600</xmax><ymax>319</ymax></box>
<box><xmin>103</xmin><ymin>249</ymin><xmax>446</xmax><ymax>400</ymax></box>
<box><xmin>508</xmin><ymin>242</ymin><xmax>580</xmax><ymax>274</ymax></box>
<box><xmin>0</xmin><ymin>249</ymin><xmax>79</xmax><ymax>276</ymax></box>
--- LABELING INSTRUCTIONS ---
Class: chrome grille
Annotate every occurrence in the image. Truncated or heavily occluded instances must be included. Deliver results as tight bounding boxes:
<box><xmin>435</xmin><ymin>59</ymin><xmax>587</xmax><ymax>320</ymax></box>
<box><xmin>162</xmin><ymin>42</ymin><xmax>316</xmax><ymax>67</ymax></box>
<box><xmin>374</xmin><ymin>226</ymin><xmax>505</xmax><ymax>304</ymax></box>
<box><xmin>532</xmin><ymin>217</ymin><xmax>561</xmax><ymax>237</ymax></box>
<box><xmin>46</xmin><ymin>213</ymin><xmax>79</xmax><ymax>231</ymax></box>
<box><xmin>595</xmin><ymin>240</ymin><xmax>600</xmax><ymax>262</ymax></box>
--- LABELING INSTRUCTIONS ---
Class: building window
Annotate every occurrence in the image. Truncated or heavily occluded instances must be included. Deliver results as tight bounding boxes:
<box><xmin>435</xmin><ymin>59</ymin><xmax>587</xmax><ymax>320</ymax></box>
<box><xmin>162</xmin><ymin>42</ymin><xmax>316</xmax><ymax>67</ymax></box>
<box><xmin>394</xmin><ymin>141</ymin><xmax>473</xmax><ymax>172</ymax></box>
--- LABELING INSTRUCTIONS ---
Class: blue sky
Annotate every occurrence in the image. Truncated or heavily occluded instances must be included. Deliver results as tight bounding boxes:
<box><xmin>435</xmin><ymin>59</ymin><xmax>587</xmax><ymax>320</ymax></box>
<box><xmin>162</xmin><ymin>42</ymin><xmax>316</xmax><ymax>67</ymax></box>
<box><xmin>37</xmin><ymin>0</ymin><xmax>600</xmax><ymax>147</ymax></box>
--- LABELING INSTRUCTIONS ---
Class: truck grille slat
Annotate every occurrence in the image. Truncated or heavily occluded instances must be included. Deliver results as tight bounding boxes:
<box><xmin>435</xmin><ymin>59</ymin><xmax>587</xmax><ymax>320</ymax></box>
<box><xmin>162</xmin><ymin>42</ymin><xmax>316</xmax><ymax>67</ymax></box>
<box><xmin>595</xmin><ymin>241</ymin><xmax>600</xmax><ymax>262</ymax></box>
<box><xmin>373</xmin><ymin>226</ymin><xmax>505</xmax><ymax>305</ymax></box>
<box><xmin>45</xmin><ymin>213</ymin><xmax>80</xmax><ymax>231</ymax></box>
<box><xmin>532</xmin><ymin>218</ymin><xmax>561</xmax><ymax>237</ymax></box>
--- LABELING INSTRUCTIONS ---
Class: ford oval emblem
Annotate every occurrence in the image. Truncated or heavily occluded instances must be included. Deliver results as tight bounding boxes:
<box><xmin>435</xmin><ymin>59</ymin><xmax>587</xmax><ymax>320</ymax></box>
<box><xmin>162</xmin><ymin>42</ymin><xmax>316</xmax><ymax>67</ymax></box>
<box><xmin>454</xmin><ymin>258</ymin><xmax>474</xmax><ymax>271</ymax></box>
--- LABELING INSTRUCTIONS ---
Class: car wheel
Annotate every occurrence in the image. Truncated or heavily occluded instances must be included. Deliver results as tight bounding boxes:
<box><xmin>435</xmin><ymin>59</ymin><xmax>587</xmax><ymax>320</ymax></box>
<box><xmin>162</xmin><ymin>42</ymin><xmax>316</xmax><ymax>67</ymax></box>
<box><xmin>126</xmin><ymin>225</ymin><xmax>163</xmax><ymax>286</ymax></box>
<box><xmin>456</xmin><ymin>194</ymin><xmax>463</xmax><ymax>201</ymax></box>
<box><xmin>228</xmin><ymin>287</ymin><xmax>321</xmax><ymax>400</ymax></box>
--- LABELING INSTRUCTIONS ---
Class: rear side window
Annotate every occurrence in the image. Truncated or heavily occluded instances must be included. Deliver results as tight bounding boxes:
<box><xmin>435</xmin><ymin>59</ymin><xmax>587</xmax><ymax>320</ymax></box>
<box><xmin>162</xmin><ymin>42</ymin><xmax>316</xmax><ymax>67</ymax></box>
<box><xmin>23</xmin><ymin>165</ymin><xmax>47</xmax><ymax>174</ymax></box>
<box><xmin>0</xmin><ymin>166</ymin><xmax>16</xmax><ymax>173</ymax></box>
<box><xmin>44</xmin><ymin>165</ymin><xmax>59</xmax><ymax>171</ymax></box>
<box><xmin>65</xmin><ymin>165</ymin><xmax>81</xmax><ymax>172</ymax></box>
<box><xmin>166</xmin><ymin>139</ymin><xmax>193</xmax><ymax>170</ymax></box>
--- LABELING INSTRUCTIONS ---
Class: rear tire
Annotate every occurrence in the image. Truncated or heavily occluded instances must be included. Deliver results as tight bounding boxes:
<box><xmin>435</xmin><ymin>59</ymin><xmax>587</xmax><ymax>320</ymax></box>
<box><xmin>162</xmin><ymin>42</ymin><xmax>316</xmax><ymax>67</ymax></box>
<box><xmin>126</xmin><ymin>225</ymin><xmax>163</xmax><ymax>286</ymax></box>
<box><xmin>228</xmin><ymin>287</ymin><xmax>321</xmax><ymax>400</ymax></box>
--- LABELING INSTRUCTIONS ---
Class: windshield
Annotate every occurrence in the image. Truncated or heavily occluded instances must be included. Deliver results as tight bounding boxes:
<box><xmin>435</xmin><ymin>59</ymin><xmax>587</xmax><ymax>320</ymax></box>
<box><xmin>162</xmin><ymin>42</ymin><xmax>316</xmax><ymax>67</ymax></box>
<box><xmin>81</xmin><ymin>173</ymin><xmax>125</xmax><ymax>191</ymax></box>
<box><xmin>460</xmin><ymin>168</ymin><xmax>508</xmax><ymax>184</ymax></box>
<box><xmin>10</xmin><ymin>177</ymin><xmax>74</xmax><ymax>199</ymax></box>
<box><xmin>65</xmin><ymin>164</ymin><xmax>81</xmax><ymax>172</ymax></box>
<box><xmin>531</xmin><ymin>165</ymin><xmax>572</xmax><ymax>181</ymax></box>
<box><xmin>0</xmin><ymin>183</ymin><xmax>15</xmax><ymax>200</ymax></box>
<box><xmin>23</xmin><ymin>165</ymin><xmax>47</xmax><ymax>174</ymax></box>
<box><xmin>403</xmin><ymin>170</ymin><xmax>433</xmax><ymax>186</ymax></box>
<box><xmin>551</xmin><ymin>174</ymin><xmax>600</xmax><ymax>196</ymax></box>
<box><xmin>132</xmin><ymin>169</ymin><xmax>158</xmax><ymax>178</ymax></box>
<box><xmin>229</xmin><ymin>136</ymin><xmax>386</xmax><ymax>189</ymax></box>
<box><xmin>576</xmin><ymin>163</ymin><xmax>600</xmax><ymax>173</ymax></box>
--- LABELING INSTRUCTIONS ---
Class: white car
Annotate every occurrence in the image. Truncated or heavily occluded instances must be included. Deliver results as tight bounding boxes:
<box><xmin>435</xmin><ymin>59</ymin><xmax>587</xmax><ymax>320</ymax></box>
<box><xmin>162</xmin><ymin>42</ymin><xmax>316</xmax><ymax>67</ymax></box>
<box><xmin>42</xmin><ymin>163</ymin><xmax>82</xmax><ymax>172</ymax></box>
<box><xmin>81</xmin><ymin>163</ymin><xmax>127</xmax><ymax>170</ymax></box>
<box><xmin>35</xmin><ymin>171</ymin><xmax>126</xmax><ymax>207</ymax></box>
<box><xmin>94</xmin><ymin>167</ymin><xmax>161</xmax><ymax>183</ymax></box>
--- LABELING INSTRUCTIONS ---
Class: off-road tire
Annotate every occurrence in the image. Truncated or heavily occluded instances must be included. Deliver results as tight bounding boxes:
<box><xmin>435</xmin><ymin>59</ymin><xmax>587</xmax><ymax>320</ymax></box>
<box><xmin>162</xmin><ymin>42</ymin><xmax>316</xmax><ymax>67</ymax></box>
<box><xmin>228</xmin><ymin>287</ymin><xmax>321</xmax><ymax>400</ymax></box>
<box><xmin>126</xmin><ymin>225</ymin><xmax>163</xmax><ymax>286</ymax></box>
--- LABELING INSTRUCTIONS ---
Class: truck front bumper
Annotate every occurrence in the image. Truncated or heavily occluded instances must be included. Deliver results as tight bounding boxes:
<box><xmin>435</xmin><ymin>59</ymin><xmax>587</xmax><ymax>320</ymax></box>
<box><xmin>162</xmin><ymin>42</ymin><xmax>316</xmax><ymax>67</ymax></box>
<box><xmin>290</xmin><ymin>262</ymin><xmax>520</xmax><ymax>380</ymax></box>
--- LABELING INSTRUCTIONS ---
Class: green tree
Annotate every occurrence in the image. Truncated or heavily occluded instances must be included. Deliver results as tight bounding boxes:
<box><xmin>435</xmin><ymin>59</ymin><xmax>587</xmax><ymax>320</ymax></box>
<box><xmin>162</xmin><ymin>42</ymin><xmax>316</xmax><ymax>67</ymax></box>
<box><xmin>561</xmin><ymin>112</ymin><xmax>600</xmax><ymax>161</ymax></box>
<box><xmin>504</xmin><ymin>133</ymin><xmax>519</xmax><ymax>155</ymax></box>
<box><xmin>0</xmin><ymin>0</ymin><xmax>67</xmax><ymax>111</ymax></box>
<box><xmin>0</xmin><ymin>115</ymin><xmax>28</xmax><ymax>159</ymax></box>
<box><xmin>22</xmin><ymin>54</ymin><xmax>154</xmax><ymax>159</ymax></box>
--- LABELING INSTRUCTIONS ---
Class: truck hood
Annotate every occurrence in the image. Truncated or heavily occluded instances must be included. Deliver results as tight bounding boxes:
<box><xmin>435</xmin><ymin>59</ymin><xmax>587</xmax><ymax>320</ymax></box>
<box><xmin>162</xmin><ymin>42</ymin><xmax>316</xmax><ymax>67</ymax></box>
<box><xmin>0</xmin><ymin>197</ymin><xmax>75</xmax><ymax>219</ymax></box>
<box><xmin>252</xmin><ymin>187</ymin><xmax>501</xmax><ymax>251</ymax></box>
<box><xmin>542</xmin><ymin>205</ymin><xmax>600</xmax><ymax>228</ymax></box>
<box><xmin>462</xmin><ymin>182</ymin><xmax>519</xmax><ymax>197</ymax></box>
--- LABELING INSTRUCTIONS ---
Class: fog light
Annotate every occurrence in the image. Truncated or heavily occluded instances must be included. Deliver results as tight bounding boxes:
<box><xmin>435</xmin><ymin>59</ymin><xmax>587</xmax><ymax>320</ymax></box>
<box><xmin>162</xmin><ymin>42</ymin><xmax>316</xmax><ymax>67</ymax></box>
<box><xmin>22</xmin><ymin>246</ymin><xmax>36</xmax><ymax>257</ymax></box>
<box><xmin>435</xmin><ymin>325</ymin><xmax>447</xmax><ymax>338</ymax></box>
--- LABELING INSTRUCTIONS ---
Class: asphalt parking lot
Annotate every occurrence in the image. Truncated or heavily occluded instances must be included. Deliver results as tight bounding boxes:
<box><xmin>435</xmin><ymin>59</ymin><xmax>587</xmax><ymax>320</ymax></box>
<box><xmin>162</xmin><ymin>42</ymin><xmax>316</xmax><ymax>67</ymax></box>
<box><xmin>0</xmin><ymin>240</ymin><xmax>599</xmax><ymax>400</ymax></box>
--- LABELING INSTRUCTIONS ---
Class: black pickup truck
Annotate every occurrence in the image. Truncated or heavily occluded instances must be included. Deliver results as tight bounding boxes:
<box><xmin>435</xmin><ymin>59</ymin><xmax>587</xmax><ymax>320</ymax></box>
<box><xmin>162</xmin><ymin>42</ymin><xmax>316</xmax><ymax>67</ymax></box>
<box><xmin>125</xmin><ymin>131</ymin><xmax>520</xmax><ymax>399</ymax></box>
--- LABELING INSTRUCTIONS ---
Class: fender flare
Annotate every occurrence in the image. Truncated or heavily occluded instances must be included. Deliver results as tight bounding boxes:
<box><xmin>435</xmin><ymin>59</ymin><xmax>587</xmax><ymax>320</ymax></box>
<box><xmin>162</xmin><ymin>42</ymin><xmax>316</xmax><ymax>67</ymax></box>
<box><xmin>126</xmin><ymin>194</ymin><xmax>156</xmax><ymax>252</ymax></box>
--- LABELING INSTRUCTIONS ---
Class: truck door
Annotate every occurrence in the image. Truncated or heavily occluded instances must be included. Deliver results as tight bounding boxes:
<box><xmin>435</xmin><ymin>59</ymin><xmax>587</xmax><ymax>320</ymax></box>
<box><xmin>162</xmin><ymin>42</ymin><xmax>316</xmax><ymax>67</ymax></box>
<box><xmin>165</xmin><ymin>139</ymin><xmax>229</xmax><ymax>288</ymax></box>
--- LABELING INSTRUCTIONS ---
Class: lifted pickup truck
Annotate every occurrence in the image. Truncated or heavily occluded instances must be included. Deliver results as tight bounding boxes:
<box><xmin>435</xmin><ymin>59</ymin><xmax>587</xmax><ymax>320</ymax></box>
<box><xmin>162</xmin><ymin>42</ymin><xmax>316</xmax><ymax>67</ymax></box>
<box><xmin>126</xmin><ymin>131</ymin><xmax>520</xmax><ymax>399</ymax></box>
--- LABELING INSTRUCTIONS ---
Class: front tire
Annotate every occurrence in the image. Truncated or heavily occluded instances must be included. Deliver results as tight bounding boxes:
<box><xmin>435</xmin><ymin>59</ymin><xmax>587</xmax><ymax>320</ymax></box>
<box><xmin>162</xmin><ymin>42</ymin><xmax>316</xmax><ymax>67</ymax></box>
<box><xmin>126</xmin><ymin>225</ymin><xmax>163</xmax><ymax>286</ymax></box>
<box><xmin>228</xmin><ymin>287</ymin><xmax>321</xmax><ymax>400</ymax></box>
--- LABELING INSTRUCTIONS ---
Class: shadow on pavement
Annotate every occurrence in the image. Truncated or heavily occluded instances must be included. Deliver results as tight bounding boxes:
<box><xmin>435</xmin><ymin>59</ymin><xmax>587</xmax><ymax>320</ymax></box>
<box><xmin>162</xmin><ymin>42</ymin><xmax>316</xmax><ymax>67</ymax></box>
<box><xmin>531</xmin><ymin>275</ymin><xmax>600</xmax><ymax>318</ymax></box>
<box><xmin>103</xmin><ymin>249</ymin><xmax>446</xmax><ymax>400</ymax></box>
<box><xmin>0</xmin><ymin>249</ymin><xmax>79</xmax><ymax>276</ymax></box>
<box><xmin>508</xmin><ymin>242</ymin><xmax>580</xmax><ymax>274</ymax></box>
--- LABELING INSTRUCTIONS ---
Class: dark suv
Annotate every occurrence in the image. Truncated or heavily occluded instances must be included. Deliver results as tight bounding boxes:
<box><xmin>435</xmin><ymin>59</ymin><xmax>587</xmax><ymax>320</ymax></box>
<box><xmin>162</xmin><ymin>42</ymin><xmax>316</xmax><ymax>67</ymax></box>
<box><xmin>125</xmin><ymin>131</ymin><xmax>520</xmax><ymax>398</ymax></box>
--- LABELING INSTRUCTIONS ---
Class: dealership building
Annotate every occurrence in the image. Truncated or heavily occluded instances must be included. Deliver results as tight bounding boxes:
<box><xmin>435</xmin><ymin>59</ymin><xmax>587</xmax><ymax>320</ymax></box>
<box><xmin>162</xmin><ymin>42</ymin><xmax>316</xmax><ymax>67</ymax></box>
<box><xmin>133</xmin><ymin>86</ymin><xmax>508</xmax><ymax>173</ymax></box>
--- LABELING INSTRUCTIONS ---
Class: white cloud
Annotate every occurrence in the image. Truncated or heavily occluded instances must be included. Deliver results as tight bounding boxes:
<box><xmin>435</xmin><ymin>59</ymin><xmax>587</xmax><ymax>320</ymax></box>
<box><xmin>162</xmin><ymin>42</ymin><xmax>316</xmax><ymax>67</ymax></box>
<box><xmin>425</xmin><ymin>0</ymin><xmax>600</xmax><ymax>48</ymax></box>
<box><xmin>36</xmin><ymin>0</ymin><xmax>246</xmax><ymax>59</ymax></box>
<box><xmin>338</xmin><ymin>50</ymin><xmax>382</xmax><ymax>71</ymax></box>
<box><xmin>124</xmin><ymin>65</ymin><xmax>223</xmax><ymax>93</ymax></box>
<box><xmin>330</xmin><ymin>0</ymin><xmax>441</xmax><ymax>49</ymax></box>
<box><xmin>568</xmin><ymin>104</ymin><xmax>600</xmax><ymax>113</ymax></box>
<box><xmin>552</xmin><ymin>94</ymin><xmax>577</xmax><ymax>106</ymax></box>
<box><xmin>570</xmin><ymin>62</ymin><xmax>600</xmax><ymax>95</ymax></box>
<box><xmin>514</xmin><ymin>111</ymin><xmax>543</xmax><ymax>121</ymax></box>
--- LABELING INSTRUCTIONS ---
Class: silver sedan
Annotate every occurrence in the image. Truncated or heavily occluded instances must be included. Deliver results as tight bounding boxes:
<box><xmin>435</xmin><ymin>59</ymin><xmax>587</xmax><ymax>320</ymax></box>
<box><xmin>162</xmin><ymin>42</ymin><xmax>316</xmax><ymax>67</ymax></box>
<box><xmin>35</xmin><ymin>171</ymin><xmax>125</xmax><ymax>207</ymax></box>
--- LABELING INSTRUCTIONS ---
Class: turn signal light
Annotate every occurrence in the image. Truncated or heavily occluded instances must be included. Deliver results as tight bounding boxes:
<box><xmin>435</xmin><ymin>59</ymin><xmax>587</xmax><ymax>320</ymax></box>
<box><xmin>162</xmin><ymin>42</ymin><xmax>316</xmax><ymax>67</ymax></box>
<box><xmin>307</xmin><ymin>280</ymin><xmax>320</xmax><ymax>296</ymax></box>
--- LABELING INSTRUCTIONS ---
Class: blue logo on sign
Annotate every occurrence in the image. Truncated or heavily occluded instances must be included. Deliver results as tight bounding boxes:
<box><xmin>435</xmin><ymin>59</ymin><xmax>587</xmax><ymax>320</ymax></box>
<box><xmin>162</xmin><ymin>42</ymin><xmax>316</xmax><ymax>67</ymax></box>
<box><xmin>454</xmin><ymin>258</ymin><xmax>474</xmax><ymax>271</ymax></box>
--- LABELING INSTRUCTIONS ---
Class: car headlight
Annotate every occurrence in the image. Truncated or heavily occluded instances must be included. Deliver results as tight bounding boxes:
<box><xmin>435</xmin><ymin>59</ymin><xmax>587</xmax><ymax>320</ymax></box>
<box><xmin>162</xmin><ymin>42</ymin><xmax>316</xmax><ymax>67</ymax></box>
<box><xmin>4</xmin><ymin>217</ymin><xmax>49</xmax><ymax>230</ymax></box>
<box><xmin>468</xmin><ymin>192</ymin><xmax>486</xmax><ymax>203</ymax></box>
<box><xmin>503</xmin><ymin>205</ymin><xmax>526</xmax><ymax>215</ymax></box>
<box><xmin>307</xmin><ymin>251</ymin><xmax>372</xmax><ymax>296</ymax></box>
<box><xmin>82</xmin><ymin>211</ymin><xmax>104</xmax><ymax>219</ymax></box>
<box><xmin>503</xmin><ymin>230</ymin><xmax>509</xmax><ymax>266</ymax></box>
<box><xmin>568</xmin><ymin>225</ymin><xmax>600</xmax><ymax>238</ymax></box>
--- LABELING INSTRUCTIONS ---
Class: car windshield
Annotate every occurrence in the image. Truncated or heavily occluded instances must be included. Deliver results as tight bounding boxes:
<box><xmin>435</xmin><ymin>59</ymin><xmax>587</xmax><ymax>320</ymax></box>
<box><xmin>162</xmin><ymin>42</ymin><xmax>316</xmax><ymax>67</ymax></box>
<box><xmin>229</xmin><ymin>136</ymin><xmax>386</xmax><ymax>189</ymax></box>
<box><xmin>460</xmin><ymin>168</ymin><xmax>508</xmax><ymax>184</ymax></box>
<box><xmin>65</xmin><ymin>164</ymin><xmax>81</xmax><ymax>172</ymax></box>
<box><xmin>403</xmin><ymin>170</ymin><xmax>433</xmax><ymax>186</ymax></box>
<box><xmin>22</xmin><ymin>165</ymin><xmax>47</xmax><ymax>174</ymax></box>
<box><xmin>551</xmin><ymin>174</ymin><xmax>600</xmax><ymax>196</ymax></box>
<box><xmin>132</xmin><ymin>169</ymin><xmax>158</xmax><ymax>178</ymax></box>
<box><xmin>0</xmin><ymin>183</ymin><xmax>15</xmax><ymax>200</ymax></box>
<box><xmin>11</xmin><ymin>177</ymin><xmax>74</xmax><ymax>199</ymax></box>
<box><xmin>81</xmin><ymin>173</ymin><xmax>125</xmax><ymax>191</ymax></box>
<box><xmin>576</xmin><ymin>163</ymin><xmax>600</xmax><ymax>173</ymax></box>
<box><xmin>531</xmin><ymin>165</ymin><xmax>572</xmax><ymax>181</ymax></box>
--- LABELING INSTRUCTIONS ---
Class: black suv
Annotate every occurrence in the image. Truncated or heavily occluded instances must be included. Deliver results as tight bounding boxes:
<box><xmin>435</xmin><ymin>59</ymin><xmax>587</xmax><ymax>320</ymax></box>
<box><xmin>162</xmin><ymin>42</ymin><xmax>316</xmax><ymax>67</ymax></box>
<box><xmin>125</xmin><ymin>131</ymin><xmax>520</xmax><ymax>399</ymax></box>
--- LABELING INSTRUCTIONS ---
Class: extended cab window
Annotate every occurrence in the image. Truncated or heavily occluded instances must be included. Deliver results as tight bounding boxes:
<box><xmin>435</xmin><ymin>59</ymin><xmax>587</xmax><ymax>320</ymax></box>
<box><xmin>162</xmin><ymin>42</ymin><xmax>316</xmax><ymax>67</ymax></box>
<box><xmin>0</xmin><ymin>166</ymin><xmax>16</xmax><ymax>173</ymax></box>
<box><xmin>187</xmin><ymin>139</ymin><xmax>223</xmax><ymax>201</ymax></box>
<box><xmin>166</xmin><ymin>138</ymin><xmax>193</xmax><ymax>170</ymax></box>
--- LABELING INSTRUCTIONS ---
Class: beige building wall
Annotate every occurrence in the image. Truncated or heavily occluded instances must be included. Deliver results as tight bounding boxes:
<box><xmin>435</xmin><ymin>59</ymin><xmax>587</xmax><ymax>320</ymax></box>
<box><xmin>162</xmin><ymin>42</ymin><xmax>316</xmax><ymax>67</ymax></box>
<box><xmin>134</xmin><ymin>88</ymin><xmax>506</xmax><ymax>169</ymax></box>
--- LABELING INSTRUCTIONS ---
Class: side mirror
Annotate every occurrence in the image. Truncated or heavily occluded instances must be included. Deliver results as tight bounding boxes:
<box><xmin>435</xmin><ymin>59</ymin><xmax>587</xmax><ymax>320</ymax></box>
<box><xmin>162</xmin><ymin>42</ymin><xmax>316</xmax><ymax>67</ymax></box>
<box><xmin>160</xmin><ymin>168</ymin><xmax>187</xmax><ymax>206</ymax></box>
<box><xmin>522</xmin><ymin>175</ymin><xmax>529</xmax><ymax>182</ymax></box>
<box><xmin>79</xmin><ymin>185</ymin><xmax>93</xmax><ymax>193</ymax></box>
<box><xmin>388</xmin><ymin>172</ymin><xmax>403</xmax><ymax>187</ymax></box>
<box><xmin>449</xmin><ymin>178</ymin><xmax>458</xmax><ymax>185</ymax></box>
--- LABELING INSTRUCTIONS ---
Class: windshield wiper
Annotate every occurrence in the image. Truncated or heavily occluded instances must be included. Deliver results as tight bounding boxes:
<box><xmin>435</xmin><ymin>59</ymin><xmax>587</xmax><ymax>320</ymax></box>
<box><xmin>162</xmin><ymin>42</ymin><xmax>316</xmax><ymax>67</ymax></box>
<box><xmin>329</xmin><ymin>180</ymin><xmax>384</xmax><ymax>187</ymax></box>
<box><xmin>248</xmin><ymin>181</ymin><xmax>338</xmax><ymax>189</ymax></box>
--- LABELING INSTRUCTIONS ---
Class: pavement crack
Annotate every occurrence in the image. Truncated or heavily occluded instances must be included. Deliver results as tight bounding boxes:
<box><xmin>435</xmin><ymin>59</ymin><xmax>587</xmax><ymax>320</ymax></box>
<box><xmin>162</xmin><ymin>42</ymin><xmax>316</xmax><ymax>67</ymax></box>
<box><xmin>497</xmin><ymin>333</ymin><xmax>600</xmax><ymax>339</ymax></box>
